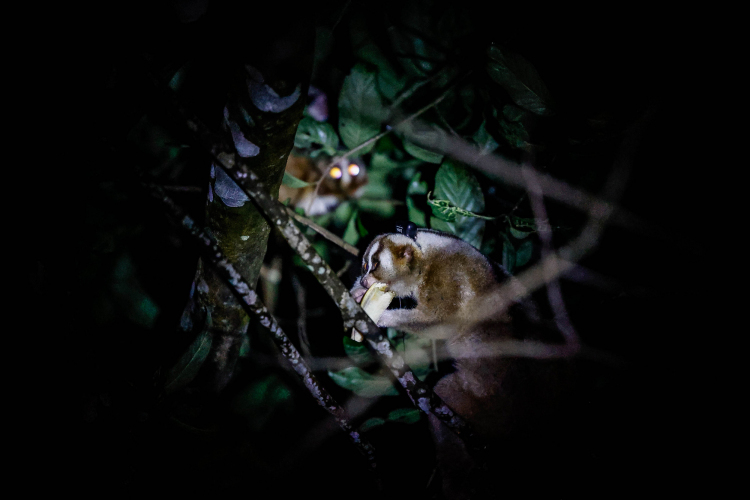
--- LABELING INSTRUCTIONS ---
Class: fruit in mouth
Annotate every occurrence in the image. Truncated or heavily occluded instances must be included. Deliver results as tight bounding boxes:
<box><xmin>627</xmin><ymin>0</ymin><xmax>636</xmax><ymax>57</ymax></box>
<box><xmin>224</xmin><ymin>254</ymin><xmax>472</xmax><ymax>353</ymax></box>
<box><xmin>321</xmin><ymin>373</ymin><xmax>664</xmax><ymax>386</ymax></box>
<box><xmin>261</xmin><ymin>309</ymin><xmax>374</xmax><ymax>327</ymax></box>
<box><xmin>351</xmin><ymin>282</ymin><xmax>395</xmax><ymax>342</ymax></box>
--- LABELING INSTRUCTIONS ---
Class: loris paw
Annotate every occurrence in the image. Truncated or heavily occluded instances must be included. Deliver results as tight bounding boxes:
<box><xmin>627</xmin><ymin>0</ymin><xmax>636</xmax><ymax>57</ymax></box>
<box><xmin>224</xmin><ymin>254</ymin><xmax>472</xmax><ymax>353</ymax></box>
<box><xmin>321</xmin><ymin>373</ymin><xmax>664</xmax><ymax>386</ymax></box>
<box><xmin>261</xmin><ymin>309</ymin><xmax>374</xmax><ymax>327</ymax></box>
<box><xmin>376</xmin><ymin>309</ymin><xmax>404</xmax><ymax>328</ymax></box>
<box><xmin>350</xmin><ymin>280</ymin><xmax>367</xmax><ymax>303</ymax></box>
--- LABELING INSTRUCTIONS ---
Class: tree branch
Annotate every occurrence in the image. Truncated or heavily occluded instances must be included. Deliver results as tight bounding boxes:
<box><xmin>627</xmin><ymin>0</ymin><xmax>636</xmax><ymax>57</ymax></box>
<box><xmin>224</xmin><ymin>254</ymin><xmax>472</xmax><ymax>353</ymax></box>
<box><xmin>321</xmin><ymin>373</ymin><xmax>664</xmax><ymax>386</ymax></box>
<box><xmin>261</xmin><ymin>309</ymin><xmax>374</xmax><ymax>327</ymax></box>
<box><xmin>144</xmin><ymin>179</ymin><xmax>379</xmax><ymax>473</ymax></box>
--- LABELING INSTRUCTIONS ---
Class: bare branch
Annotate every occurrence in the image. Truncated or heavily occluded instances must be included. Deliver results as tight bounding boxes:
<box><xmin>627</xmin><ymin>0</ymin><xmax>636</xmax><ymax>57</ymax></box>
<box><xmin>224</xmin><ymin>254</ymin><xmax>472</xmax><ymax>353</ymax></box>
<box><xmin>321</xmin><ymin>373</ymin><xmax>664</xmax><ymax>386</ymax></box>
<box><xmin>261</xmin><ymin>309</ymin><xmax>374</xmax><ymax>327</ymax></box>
<box><xmin>286</xmin><ymin>207</ymin><xmax>359</xmax><ymax>256</ymax></box>
<box><xmin>521</xmin><ymin>164</ymin><xmax>580</xmax><ymax>349</ymax></box>
<box><xmin>144</xmin><ymin>179</ymin><xmax>378</xmax><ymax>471</ymax></box>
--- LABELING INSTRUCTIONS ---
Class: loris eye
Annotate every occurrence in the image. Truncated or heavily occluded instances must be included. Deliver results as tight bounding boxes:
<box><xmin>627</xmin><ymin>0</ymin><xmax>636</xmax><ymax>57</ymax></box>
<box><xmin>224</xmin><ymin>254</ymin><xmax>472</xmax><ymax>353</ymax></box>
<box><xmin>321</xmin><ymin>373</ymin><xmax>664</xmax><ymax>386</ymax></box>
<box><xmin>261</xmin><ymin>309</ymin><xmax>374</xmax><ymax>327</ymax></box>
<box><xmin>348</xmin><ymin>163</ymin><xmax>360</xmax><ymax>176</ymax></box>
<box><xmin>329</xmin><ymin>166</ymin><xmax>343</xmax><ymax>179</ymax></box>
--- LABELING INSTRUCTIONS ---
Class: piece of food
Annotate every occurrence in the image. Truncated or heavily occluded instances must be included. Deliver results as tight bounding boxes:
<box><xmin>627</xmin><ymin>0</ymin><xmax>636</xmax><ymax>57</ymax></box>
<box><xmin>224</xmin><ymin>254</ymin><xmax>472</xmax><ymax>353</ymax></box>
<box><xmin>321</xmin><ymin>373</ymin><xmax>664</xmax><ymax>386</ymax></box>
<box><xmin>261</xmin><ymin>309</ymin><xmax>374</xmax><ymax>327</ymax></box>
<box><xmin>351</xmin><ymin>282</ymin><xmax>395</xmax><ymax>342</ymax></box>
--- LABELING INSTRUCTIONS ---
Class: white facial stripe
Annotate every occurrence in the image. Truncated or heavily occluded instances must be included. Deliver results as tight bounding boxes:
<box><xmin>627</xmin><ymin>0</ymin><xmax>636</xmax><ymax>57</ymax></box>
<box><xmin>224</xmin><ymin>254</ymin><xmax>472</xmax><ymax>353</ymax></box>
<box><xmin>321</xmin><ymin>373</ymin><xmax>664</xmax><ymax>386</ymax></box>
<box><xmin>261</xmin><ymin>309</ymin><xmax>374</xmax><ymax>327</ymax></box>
<box><xmin>379</xmin><ymin>245</ymin><xmax>393</xmax><ymax>271</ymax></box>
<box><xmin>366</xmin><ymin>240</ymin><xmax>381</xmax><ymax>274</ymax></box>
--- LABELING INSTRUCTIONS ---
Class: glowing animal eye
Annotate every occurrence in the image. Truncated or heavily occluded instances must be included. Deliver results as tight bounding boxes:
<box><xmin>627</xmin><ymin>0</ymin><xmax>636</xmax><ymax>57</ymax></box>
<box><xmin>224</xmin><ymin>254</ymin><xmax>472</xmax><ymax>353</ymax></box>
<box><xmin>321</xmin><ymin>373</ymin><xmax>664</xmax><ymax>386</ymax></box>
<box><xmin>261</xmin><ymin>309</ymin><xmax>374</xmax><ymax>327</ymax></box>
<box><xmin>348</xmin><ymin>163</ymin><xmax>360</xmax><ymax>176</ymax></box>
<box><xmin>329</xmin><ymin>167</ymin><xmax>343</xmax><ymax>179</ymax></box>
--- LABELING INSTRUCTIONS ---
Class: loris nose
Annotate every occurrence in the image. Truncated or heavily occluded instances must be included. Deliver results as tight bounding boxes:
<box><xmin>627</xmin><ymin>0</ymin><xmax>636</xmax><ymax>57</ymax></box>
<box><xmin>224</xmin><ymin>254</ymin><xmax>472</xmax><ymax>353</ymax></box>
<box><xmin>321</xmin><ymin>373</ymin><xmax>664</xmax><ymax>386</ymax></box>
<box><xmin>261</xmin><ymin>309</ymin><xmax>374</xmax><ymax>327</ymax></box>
<box><xmin>362</xmin><ymin>275</ymin><xmax>376</xmax><ymax>289</ymax></box>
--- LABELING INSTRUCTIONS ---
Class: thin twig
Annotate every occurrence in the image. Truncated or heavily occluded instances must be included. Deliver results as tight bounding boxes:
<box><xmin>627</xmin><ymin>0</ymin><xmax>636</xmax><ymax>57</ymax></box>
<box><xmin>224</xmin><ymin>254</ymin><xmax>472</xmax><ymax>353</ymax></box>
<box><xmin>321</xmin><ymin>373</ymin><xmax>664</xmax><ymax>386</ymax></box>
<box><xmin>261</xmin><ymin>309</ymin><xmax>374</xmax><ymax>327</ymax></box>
<box><xmin>388</xmin><ymin>67</ymin><xmax>451</xmax><ymax>111</ymax></box>
<box><xmin>286</xmin><ymin>206</ymin><xmax>359</xmax><ymax>256</ymax></box>
<box><xmin>521</xmin><ymin>164</ymin><xmax>580</xmax><ymax>349</ymax></box>
<box><xmin>336</xmin><ymin>260</ymin><xmax>352</xmax><ymax>278</ymax></box>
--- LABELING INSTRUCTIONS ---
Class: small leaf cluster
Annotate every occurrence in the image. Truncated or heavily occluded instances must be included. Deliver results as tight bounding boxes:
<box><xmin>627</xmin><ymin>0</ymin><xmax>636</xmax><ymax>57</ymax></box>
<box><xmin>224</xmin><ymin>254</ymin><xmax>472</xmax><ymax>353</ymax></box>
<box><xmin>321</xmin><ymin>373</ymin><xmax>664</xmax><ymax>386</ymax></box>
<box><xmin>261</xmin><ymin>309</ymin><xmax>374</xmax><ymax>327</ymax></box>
<box><xmin>328</xmin><ymin>329</ymin><xmax>433</xmax><ymax>431</ymax></box>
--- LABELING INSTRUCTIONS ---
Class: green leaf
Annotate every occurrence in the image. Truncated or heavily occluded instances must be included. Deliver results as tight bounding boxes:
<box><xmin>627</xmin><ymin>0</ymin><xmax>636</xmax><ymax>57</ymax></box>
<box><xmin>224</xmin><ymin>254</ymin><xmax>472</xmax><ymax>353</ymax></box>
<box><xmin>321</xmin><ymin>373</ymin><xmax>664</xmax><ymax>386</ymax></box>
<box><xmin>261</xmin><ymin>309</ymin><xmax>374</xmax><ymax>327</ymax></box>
<box><xmin>294</xmin><ymin>117</ymin><xmax>339</xmax><ymax>154</ymax></box>
<box><xmin>428</xmin><ymin>195</ymin><xmax>456</xmax><ymax>222</ymax></box>
<box><xmin>509</xmin><ymin>226</ymin><xmax>531</xmax><ymax>239</ymax></box>
<box><xmin>387</xmin><ymin>408</ymin><xmax>422</xmax><ymax>424</ymax></box>
<box><xmin>338</xmin><ymin>64</ymin><xmax>386</xmax><ymax>154</ymax></box>
<box><xmin>487</xmin><ymin>44</ymin><xmax>554</xmax><ymax>116</ymax></box>
<box><xmin>402</xmin><ymin>139</ymin><xmax>444</xmax><ymax>164</ymax></box>
<box><xmin>165</xmin><ymin>329</ymin><xmax>212</xmax><ymax>394</ymax></box>
<box><xmin>473</xmin><ymin>121</ymin><xmax>499</xmax><ymax>155</ymax></box>
<box><xmin>327</xmin><ymin>367</ymin><xmax>399</xmax><ymax>397</ymax></box>
<box><xmin>356</xmin><ymin>214</ymin><xmax>369</xmax><ymax>237</ymax></box>
<box><xmin>378</xmin><ymin>65</ymin><xmax>409</xmax><ymax>103</ymax></box>
<box><xmin>282</xmin><ymin>172</ymin><xmax>315</xmax><ymax>189</ymax></box>
<box><xmin>433</xmin><ymin>160</ymin><xmax>485</xmax><ymax>213</ymax></box>
<box><xmin>357</xmin><ymin>44</ymin><xmax>409</xmax><ymax>102</ymax></box>
<box><xmin>239</xmin><ymin>334</ymin><xmax>251</xmax><ymax>358</ymax></box>
<box><xmin>111</xmin><ymin>253</ymin><xmax>160</xmax><ymax>328</ymax></box>
<box><xmin>168</xmin><ymin>62</ymin><xmax>191</xmax><ymax>91</ymax></box>
<box><xmin>498</xmin><ymin>114</ymin><xmax>530</xmax><ymax>149</ymax></box>
<box><xmin>359</xmin><ymin>417</ymin><xmax>386</xmax><ymax>432</ymax></box>
<box><xmin>388</xmin><ymin>21</ymin><xmax>445</xmax><ymax>78</ymax></box>
<box><xmin>429</xmin><ymin>160</ymin><xmax>487</xmax><ymax>248</ymax></box>
<box><xmin>369</xmin><ymin>150</ymin><xmax>401</xmax><ymax>172</ymax></box>
<box><xmin>406</xmin><ymin>198</ymin><xmax>426</xmax><ymax>227</ymax></box>
<box><xmin>407</xmin><ymin>170</ymin><xmax>429</xmax><ymax>196</ymax></box>
<box><xmin>361</xmin><ymin>150</ymin><xmax>400</xmax><ymax>200</ymax></box>
<box><xmin>406</xmin><ymin>171</ymin><xmax>428</xmax><ymax>226</ymax></box>
<box><xmin>332</xmin><ymin>200</ymin><xmax>354</xmax><ymax>227</ymax></box>
<box><xmin>508</xmin><ymin>215</ymin><xmax>552</xmax><ymax>233</ymax></box>
<box><xmin>397</xmin><ymin>120</ymin><xmax>445</xmax><ymax>164</ymax></box>
<box><xmin>503</xmin><ymin>104</ymin><xmax>526</xmax><ymax>122</ymax></box>
<box><xmin>343</xmin><ymin>336</ymin><xmax>374</xmax><ymax>365</ymax></box>
<box><xmin>502</xmin><ymin>237</ymin><xmax>516</xmax><ymax>274</ymax></box>
<box><xmin>343</xmin><ymin>210</ymin><xmax>360</xmax><ymax>246</ymax></box>
<box><xmin>356</xmin><ymin>199</ymin><xmax>396</xmax><ymax>218</ymax></box>
<box><xmin>427</xmin><ymin>192</ymin><xmax>495</xmax><ymax>222</ymax></box>
<box><xmin>516</xmin><ymin>240</ymin><xmax>533</xmax><ymax>267</ymax></box>
<box><xmin>231</xmin><ymin>374</ymin><xmax>293</xmax><ymax>431</ymax></box>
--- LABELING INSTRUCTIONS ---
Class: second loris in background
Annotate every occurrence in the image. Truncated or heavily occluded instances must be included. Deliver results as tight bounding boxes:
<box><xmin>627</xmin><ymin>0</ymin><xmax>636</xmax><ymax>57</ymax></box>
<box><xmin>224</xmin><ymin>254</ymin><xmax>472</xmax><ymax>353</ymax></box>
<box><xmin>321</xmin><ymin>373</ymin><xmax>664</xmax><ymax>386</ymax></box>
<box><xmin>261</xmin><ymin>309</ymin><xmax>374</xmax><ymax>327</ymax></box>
<box><xmin>279</xmin><ymin>153</ymin><xmax>367</xmax><ymax>216</ymax></box>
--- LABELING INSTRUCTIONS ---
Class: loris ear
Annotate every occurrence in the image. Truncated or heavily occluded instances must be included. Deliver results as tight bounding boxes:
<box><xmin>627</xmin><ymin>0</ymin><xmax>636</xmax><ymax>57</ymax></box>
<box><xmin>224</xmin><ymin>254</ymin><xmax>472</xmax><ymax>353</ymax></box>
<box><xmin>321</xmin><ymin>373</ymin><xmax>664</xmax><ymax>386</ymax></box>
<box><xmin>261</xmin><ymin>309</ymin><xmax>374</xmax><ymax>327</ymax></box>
<box><xmin>398</xmin><ymin>245</ymin><xmax>414</xmax><ymax>262</ymax></box>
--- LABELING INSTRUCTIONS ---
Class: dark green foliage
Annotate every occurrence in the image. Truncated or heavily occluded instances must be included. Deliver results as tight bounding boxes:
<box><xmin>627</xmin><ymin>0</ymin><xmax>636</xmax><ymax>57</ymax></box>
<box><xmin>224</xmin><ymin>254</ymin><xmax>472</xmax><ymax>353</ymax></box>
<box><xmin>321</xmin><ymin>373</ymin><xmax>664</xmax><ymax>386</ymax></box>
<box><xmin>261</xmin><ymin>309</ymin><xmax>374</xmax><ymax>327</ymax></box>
<box><xmin>330</xmin><ymin>330</ymin><xmax>433</xmax><ymax>403</ymax></box>
<box><xmin>430</xmin><ymin>160</ymin><xmax>486</xmax><ymax>248</ymax></box>
<box><xmin>282</xmin><ymin>171</ymin><xmax>316</xmax><ymax>188</ymax></box>
<box><xmin>294</xmin><ymin>117</ymin><xmax>340</xmax><ymax>156</ymax></box>
<box><xmin>328</xmin><ymin>366</ymin><xmax>400</xmax><ymax>397</ymax></box>
<box><xmin>111</xmin><ymin>253</ymin><xmax>161</xmax><ymax>328</ymax></box>
<box><xmin>165</xmin><ymin>324</ymin><xmax>213</xmax><ymax>394</ymax></box>
<box><xmin>360</xmin><ymin>408</ymin><xmax>422</xmax><ymax>432</ymax></box>
<box><xmin>486</xmin><ymin>44</ymin><xmax>555</xmax><ymax>116</ymax></box>
<box><xmin>231</xmin><ymin>374</ymin><xmax>294</xmax><ymax>431</ymax></box>
<box><xmin>338</xmin><ymin>64</ymin><xmax>387</xmax><ymax>153</ymax></box>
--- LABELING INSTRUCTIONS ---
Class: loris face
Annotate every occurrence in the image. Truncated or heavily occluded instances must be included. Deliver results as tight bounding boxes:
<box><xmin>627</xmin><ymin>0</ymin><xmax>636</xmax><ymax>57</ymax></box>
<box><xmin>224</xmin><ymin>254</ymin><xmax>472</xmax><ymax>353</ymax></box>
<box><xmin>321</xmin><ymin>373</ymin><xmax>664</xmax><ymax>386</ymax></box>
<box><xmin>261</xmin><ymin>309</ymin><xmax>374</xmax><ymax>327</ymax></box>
<box><xmin>360</xmin><ymin>234</ymin><xmax>422</xmax><ymax>298</ymax></box>
<box><xmin>281</xmin><ymin>154</ymin><xmax>368</xmax><ymax>216</ymax></box>
<box><xmin>318</xmin><ymin>157</ymin><xmax>368</xmax><ymax>202</ymax></box>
